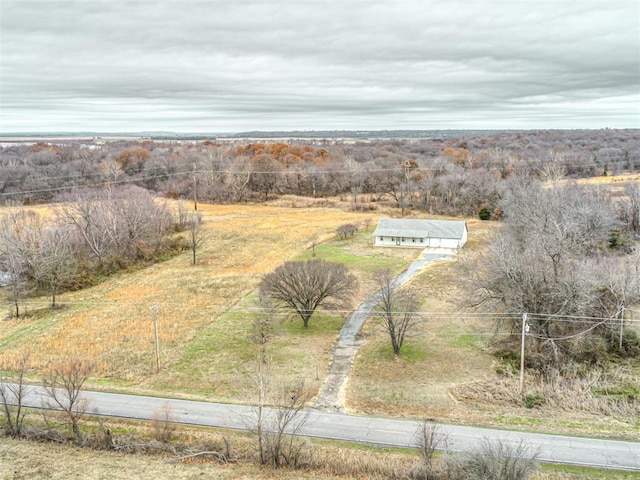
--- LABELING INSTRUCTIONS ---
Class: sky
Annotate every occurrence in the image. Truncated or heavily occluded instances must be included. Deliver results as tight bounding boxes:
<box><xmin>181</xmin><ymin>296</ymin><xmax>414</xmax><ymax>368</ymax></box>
<box><xmin>1</xmin><ymin>0</ymin><xmax>639</xmax><ymax>133</ymax></box>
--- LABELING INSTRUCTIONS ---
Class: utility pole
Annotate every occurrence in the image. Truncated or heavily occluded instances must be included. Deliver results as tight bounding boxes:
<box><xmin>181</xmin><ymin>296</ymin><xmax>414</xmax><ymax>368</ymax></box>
<box><xmin>519</xmin><ymin>313</ymin><xmax>528</xmax><ymax>394</ymax></box>
<box><xmin>193</xmin><ymin>162</ymin><xmax>198</xmax><ymax>211</ymax></box>
<box><xmin>401</xmin><ymin>160</ymin><xmax>410</xmax><ymax>217</ymax></box>
<box><xmin>150</xmin><ymin>303</ymin><xmax>160</xmax><ymax>373</ymax></box>
<box><xmin>619</xmin><ymin>306</ymin><xmax>625</xmax><ymax>350</ymax></box>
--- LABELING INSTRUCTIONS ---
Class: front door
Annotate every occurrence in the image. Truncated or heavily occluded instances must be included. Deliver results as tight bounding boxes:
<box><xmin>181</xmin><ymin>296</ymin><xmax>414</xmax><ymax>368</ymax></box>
<box><xmin>396</xmin><ymin>237</ymin><xmax>401</xmax><ymax>246</ymax></box>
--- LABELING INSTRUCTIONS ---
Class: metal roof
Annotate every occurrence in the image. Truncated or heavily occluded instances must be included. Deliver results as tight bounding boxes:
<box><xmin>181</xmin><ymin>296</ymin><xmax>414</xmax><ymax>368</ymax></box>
<box><xmin>372</xmin><ymin>218</ymin><xmax>467</xmax><ymax>239</ymax></box>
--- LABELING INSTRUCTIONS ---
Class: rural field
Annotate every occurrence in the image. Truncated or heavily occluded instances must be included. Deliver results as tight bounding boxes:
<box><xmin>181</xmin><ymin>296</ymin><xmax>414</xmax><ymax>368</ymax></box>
<box><xmin>1</xmin><ymin>196</ymin><xmax>637</xmax><ymax>442</ymax></box>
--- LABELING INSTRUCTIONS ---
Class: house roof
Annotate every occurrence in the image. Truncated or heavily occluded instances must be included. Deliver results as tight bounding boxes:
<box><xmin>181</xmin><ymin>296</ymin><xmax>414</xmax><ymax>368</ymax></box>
<box><xmin>372</xmin><ymin>218</ymin><xmax>467</xmax><ymax>239</ymax></box>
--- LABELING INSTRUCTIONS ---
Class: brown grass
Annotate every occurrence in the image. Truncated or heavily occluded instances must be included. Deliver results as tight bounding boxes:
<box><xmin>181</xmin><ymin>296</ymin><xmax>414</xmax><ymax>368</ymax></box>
<box><xmin>348</xmin><ymin>220</ymin><xmax>498</xmax><ymax>419</ymax></box>
<box><xmin>0</xmin><ymin>199</ymin><xmax>423</xmax><ymax>408</ymax></box>
<box><xmin>346</xmin><ymin>219</ymin><xmax>640</xmax><ymax>439</ymax></box>
<box><xmin>1</xmin><ymin>434</ymin><xmax>635</xmax><ymax>480</ymax></box>
<box><xmin>2</xmin><ymin>201</ymin><xmax>638</xmax><ymax>441</ymax></box>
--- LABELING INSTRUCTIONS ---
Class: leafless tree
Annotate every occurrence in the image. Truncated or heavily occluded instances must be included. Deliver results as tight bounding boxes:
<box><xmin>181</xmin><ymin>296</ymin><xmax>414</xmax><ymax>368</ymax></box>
<box><xmin>260</xmin><ymin>259</ymin><xmax>357</xmax><ymax>328</ymax></box>
<box><xmin>374</xmin><ymin>269</ymin><xmax>420</xmax><ymax>356</ymax></box>
<box><xmin>150</xmin><ymin>403</ymin><xmax>177</xmax><ymax>443</ymax></box>
<box><xmin>42</xmin><ymin>357</ymin><xmax>94</xmax><ymax>443</ymax></box>
<box><xmin>249</xmin><ymin>360</ymin><xmax>310</xmax><ymax>469</ymax></box>
<box><xmin>466</xmin><ymin>178</ymin><xmax>635</xmax><ymax>367</ymax></box>
<box><xmin>175</xmin><ymin>199</ymin><xmax>189</xmax><ymax>229</ymax></box>
<box><xmin>0</xmin><ymin>209</ymin><xmax>76</xmax><ymax>308</ymax></box>
<box><xmin>537</xmin><ymin>149</ymin><xmax>567</xmax><ymax>182</ymax></box>
<box><xmin>249</xmin><ymin>154</ymin><xmax>282</xmax><ymax>201</ymax></box>
<box><xmin>336</xmin><ymin>223</ymin><xmax>358</xmax><ymax>239</ymax></box>
<box><xmin>0</xmin><ymin>352</ymin><xmax>31</xmax><ymax>437</ymax></box>
<box><xmin>617</xmin><ymin>183</ymin><xmax>640</xmax><ymax>237</ymax></box>
<box><xmin>250</xmin><ymin>297</ymin><xmax>280</xmax><ymax>364</ymax></box>
<box><xmin>58</xmin><ymin>186</ymin><xmax>173</xmax><ymax>264</ymax></box>
<box><xmin>413</xmin><ymin>420</ymin><xmax>448</xmax><ymax>473</ymax></box>
<box><xmin>1</xmin><ymin>252</ymin><xmax>27</xmax><ymax>319</ymax></box>
<box><xmin>30</xmin><ymin>226</ymin><xmax>76</xmax><ymax>307</ymax></box>
<box><xmin>185</xmin><ymin>213</ymin><xmax>207</xmax><ymax>265</ymax></box>
<box><xmin>57</xmin><ymin>189</ymin><xmax>116</xmax><ymax>264</ymax></box>
<box><xmin>225</xmin><ymin>156</ymin><xmax>253</xmax><ymax>202</ymax></box>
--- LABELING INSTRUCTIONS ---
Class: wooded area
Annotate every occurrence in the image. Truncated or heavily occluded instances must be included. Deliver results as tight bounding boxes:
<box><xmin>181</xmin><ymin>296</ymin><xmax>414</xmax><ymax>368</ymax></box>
<box><xmin>1</xmin><ymin>130</ymin><xmax>638</xmax><ymax>217</ymax></box>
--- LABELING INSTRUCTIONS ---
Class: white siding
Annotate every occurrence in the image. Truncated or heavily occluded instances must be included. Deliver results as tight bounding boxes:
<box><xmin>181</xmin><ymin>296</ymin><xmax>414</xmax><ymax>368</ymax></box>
<box><xmin>441</xmin><ymin>238</ymin><xmax>460</xmax><ymax>248</ymax></box>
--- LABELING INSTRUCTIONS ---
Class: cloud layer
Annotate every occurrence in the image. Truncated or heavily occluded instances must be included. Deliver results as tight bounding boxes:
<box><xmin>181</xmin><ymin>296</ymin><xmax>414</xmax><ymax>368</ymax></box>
<box><xmin>1</xmin><ymin>0</ymin><xmax>638</xmax><ymax>132</ymax></box>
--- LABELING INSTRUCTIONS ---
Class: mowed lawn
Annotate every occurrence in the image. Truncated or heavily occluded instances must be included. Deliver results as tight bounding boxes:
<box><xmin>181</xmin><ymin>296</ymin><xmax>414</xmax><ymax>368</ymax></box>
<box><xmin>348</xmin><ymin>219</ymin><xmax>497</xmax><ymax>419</ymax></box>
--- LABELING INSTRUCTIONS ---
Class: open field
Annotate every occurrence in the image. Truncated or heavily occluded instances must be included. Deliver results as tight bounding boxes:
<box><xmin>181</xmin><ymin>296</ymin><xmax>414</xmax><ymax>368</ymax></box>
<box><xmin>1</xmin><ymin>199</ymin><xmax>639</xmax><ymax>443</ymax></box>
<box><xmin>0</xmin><ymin>199</ymin><xmax>418</xmax><ymax>402</ymax></box>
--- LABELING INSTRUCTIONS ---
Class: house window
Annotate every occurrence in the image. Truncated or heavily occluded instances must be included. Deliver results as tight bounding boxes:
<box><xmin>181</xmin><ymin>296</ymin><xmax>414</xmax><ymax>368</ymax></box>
<box><xmin>379</xmin><ymin>237</ymin><xmax>384</xmax><ymax>241</ymax></box>
<box><xmin>391</xmin><ymin>237</ymin><xmax>395</xmax><ymax>241</ymax></box>
<box><xmin>420</xmin><ymin>238</ymin><xmax>423</xmax><ymax>243</ymax></box>
<box><xmin>412</xmin><ymin>238</ymin><xmax>415</xmax><ymax>243</ymax></box>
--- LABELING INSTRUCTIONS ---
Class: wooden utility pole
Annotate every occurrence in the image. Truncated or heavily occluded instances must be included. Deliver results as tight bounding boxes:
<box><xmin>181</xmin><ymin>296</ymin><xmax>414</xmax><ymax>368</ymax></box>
<box><xmin>519</xmin><ymin>313</ymin><xmax>528</xmax><ymax>394</ymax></box>
<box><xmin>619</xmin><ymin>306</ymin><xmax>625</xmax><ymax>350</ymax></box>
<box><xmin>150</xmin><ymin>304</ymin><xmax>160</xmax><ymax>373</ymax></box>
<box><xmin>193</xmin><ymin>163</ymin><xmax>198</xmax><ymax>211</ymax></box>
<box><xmin>401</xmin><ymin>160</ymin><xmax>410</xmax><ymax>217</ymax></box>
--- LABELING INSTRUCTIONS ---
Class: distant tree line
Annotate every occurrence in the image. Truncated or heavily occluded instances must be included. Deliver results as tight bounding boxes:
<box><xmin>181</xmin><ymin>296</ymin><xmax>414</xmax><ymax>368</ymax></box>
<box><xmin>1</xmin><ymin>130</ymin><xmax>639</xmax><ymax>218</ymax></box>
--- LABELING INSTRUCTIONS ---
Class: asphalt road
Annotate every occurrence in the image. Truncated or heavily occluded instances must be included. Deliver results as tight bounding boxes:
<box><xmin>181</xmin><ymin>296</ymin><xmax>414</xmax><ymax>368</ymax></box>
<box><xmin>10</xmin><ymin>385</ymin><xmax>640</xmax><ymax>471</ymax></box>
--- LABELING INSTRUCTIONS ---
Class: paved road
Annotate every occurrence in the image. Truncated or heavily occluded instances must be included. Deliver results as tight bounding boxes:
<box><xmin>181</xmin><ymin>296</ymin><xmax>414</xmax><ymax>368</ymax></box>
<box><xmin>10</xmin><ymin>385</ymin><xmax>640</xmax><ymax>471</ymax></box>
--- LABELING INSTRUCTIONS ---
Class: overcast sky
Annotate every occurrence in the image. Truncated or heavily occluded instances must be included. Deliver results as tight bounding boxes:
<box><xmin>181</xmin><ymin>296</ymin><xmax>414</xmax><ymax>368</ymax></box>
<box><xmin>1</xmin><ymin>0</ymin><xmax>638</xmax><ymax>133</ymax></box>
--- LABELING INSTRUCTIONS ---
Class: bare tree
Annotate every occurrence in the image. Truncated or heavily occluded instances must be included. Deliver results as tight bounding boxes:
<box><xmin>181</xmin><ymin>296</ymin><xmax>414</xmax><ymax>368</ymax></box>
<box><xmin>175</xmin><ymin>199</ymin><xmax>189</xmax><ymax>229</ymax></box>
<box><xmin>249</xmin><ymin>297</ymin><xmax>279</xmax><ymax>364</ymax></box>
<box><xmin>0</xmin><ymin>209</ymin><xmax>75</xmax><ymax>308</ymax></box>
<box><xmin>31</xmin><ymin>226</ymin><xmax>76</xmax><ymax>307</ymax></box>
<box><xmin>466</xmin><ymin>178</ymin><xmax>634</xmax><ymax>367</ymax></box>
<box><xmin>57</xmin><ymin>188</ymin><xmax>116</xmax><ymax>264</ymax></box>
<box><xmin>249</xmin><ymin>360</ymin><xmax>311</xmax><ymax>469</ymax></box>
<box><xmin>0</xmin><ymin>352</ymin><xmax>31</xmax><ymax>437</ymax></box>
<box><xmin>185</xmin><ymin>213</ymin><xmax>207</xmax><ymax>265</ymax></box>
<box><xmin>225</xmin><ymin>156</ymin><xmax>253</xmax><ymax>202</ymax></box>
<box><xmin>42</xmin><ymin>357</ymin><xmax>94</xmax><ymax>443</ymax></box>
<box><xmin>150</xmin><ymin>403</ymin><xmax>177</xmax><ymax>443</ymax></box>
<box><xmin>617</xmin><ymin>183</ymin><xmax>640</xmax><ymax>237</ymax></box>
<box><xmin>260</xmin><ymin>259</ymin><xmax>357</xmax><ymax>328</ymax></box>
<box><xmin>1</xmin><ymin>252</ymin><xmax>27</xmax><ymax>319</ymax></box>
<box><xmin>58</xmin><ymin>186</ymin><xmax>173</xmax><ymax>264</ymax></box>
<box><xmin>373</xmin><ymin>269</ymin><xmax>420</xmax><ymax>356</ymax></box>
<box><xmin>336</xmin><ymin>223</ymin><xmax>358</xmax><ymax>239</ymax></box>
<box><xmin>249</xmin><ymin>153</ymin><xmax>282</xmax><ymax>201</ymax></box>
<box><xmin>413</xmin><ymin>420</ymin><xmax>448</xmax><ymax>474</ymax></box>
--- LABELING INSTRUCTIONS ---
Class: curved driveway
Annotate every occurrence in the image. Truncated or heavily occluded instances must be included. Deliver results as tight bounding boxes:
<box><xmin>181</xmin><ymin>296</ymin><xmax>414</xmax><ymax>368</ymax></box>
<box><xmin>315</xmin><ymin>249</ymin><xmax>455</xmax><ymax>411</ymax></box>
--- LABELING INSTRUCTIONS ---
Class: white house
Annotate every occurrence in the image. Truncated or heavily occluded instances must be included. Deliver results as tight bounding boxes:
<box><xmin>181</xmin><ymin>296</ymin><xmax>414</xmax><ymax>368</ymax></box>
<box><xmin>372</xmin><ymin>218</ymin><xmax>468</xmax><ymax>249</ymax></box>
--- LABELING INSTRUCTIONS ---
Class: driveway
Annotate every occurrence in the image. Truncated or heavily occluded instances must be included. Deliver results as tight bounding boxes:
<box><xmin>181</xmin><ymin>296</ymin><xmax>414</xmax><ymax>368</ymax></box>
<box><xmin>315</xmin><ymin>247</ymin><xmax>454</xmax><ymax>411</ymax></box>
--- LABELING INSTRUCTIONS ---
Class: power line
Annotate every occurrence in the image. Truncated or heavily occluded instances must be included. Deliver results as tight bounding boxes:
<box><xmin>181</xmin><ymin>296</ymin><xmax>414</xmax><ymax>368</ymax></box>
<box><xmin>2</xmin><ymin>299</ymin><xmax>637</xmax><ymax>323</ymax></box>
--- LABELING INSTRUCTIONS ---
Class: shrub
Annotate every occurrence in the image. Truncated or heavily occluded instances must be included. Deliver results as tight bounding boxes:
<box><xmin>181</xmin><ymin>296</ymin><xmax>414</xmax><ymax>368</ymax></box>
<box><xmin>444</xmin><ymin>439</ymin><xmax>538</xmax><ymax>480</ymax></box>
<box><xmin>604</xmin><ymin>328</ymin><xmax>640</xmax><ymax>358</ymax></box>
<box><xmin>524</xmin><ymin>394</ymin><xmax>545</xmax><ymax>409</ymax></box>
<box><xmin>478</xmin><ymin>207</ymin><xmax>491</xmax><ymax>220</ymax></box>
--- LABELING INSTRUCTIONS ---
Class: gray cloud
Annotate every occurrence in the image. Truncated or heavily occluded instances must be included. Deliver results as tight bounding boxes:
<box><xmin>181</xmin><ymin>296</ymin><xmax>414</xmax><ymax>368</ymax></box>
<box><xmin>1</xmin><ymin>0</ymin><xmax>638</xmax><ymax>132</ymax></box>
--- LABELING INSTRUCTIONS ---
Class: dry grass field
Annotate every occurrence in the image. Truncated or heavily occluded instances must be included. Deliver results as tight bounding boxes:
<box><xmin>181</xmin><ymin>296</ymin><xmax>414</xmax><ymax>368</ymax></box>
<box><xmin>0</xmin><ymin>199</ymin><xmax>416</xmax><ymax>402</ymax></box>
<box><xmin>1</xmin><ymin>196</ymin><xmax>639</xmax><ymax>442</ymax></box>
<box><xmin>2</xmin><ymin>437</ymin><xmax>637</xmax><ymax>480</ymax></box>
